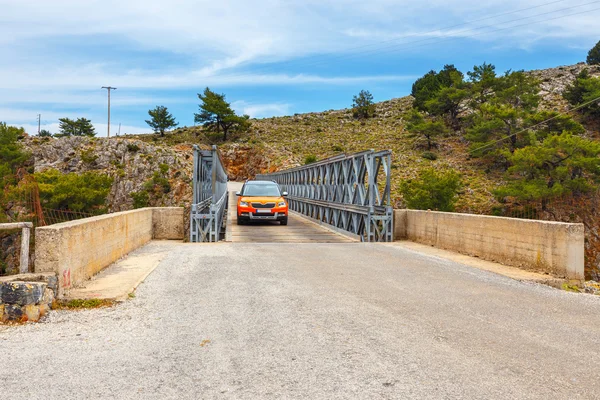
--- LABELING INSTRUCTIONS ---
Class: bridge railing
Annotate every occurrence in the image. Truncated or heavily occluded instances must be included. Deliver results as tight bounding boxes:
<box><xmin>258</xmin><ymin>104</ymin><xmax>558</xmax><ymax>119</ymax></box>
<box><xmin>190</xmin><ymin>145</ymin><xmax>228</xmax><ymax>242</ymax></box>
<box><xmin>257</xmin><ymin>149</ymin><xmax>394</xmax><ymax>242</ymax></box>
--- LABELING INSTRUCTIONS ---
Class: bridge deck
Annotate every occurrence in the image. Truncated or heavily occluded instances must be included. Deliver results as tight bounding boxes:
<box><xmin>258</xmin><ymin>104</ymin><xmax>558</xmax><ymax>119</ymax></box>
<box><xmin>226</xmin><ymin>182</ymin><xmax>353</xmax><ymax>243</ymax></box>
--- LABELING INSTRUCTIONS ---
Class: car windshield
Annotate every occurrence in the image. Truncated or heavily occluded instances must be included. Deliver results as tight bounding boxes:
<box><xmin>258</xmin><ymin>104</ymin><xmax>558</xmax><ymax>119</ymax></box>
<box><xmin>243</xmin><ymin>183</ymin><xmax>281</xmax><ymax>197</ymax></box>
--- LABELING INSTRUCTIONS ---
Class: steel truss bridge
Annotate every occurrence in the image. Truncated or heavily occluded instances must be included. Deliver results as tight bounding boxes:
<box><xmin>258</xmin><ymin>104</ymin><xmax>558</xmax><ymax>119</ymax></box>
<box><xmin>191</xmin><ymin>147</ymin><xmax>393</xmax><ymax>243</ymax></box>
<box><xmin>257</xmin><ymin>149</ymin><xmax>393</xmax><ymax>242</ymax></box>
<box><xmin>190</xmin><ymin>145</ymin><xmax>228</xmax><ymax>242</ymax></box>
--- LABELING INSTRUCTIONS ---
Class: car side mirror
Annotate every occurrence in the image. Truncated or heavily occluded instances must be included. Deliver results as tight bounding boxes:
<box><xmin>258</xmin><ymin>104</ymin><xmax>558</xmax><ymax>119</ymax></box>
<box><xmin>282</xmin><ymin>192</ymin><xmax>288</xmax><ymax>197</ymax></box>
<box><xmin>236</xmin><ymin>191</ymin><xmax>241</xmax><ymax>196</ymax></box>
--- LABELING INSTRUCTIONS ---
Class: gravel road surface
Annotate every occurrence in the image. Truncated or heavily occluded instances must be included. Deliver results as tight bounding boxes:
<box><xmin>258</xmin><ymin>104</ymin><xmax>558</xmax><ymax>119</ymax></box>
<box><xmin>2</xmin><ymin>242</ymin><xmax>600</xmax><ymax>399</ymax></box>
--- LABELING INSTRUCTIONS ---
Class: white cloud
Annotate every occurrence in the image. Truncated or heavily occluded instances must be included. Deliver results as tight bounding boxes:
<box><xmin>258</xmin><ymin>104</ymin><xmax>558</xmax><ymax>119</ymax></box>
<box><xmin>0</xmin><ymin>65</ymin><xmax>417</xmax><ymax>90</ymax></box>
<box><xmin>1</xmin><ymin>0</ymin><xmax>598</xmax><ymax>123</ymax></box>
<box><xmin>231</xmin><ymin>101</ymin><xmax>291</xmax><ymax>118</ymax></box>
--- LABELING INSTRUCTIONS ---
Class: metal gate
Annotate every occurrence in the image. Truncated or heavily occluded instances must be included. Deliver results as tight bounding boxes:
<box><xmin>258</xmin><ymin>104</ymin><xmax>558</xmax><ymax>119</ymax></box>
<box><xmin>257</xmin><ymin>149</ymin><xmax>394</xmax><ymax>242</ymax></box>
<box><xmin>190</xmin><ymin>145</ymin><xmax>228</xmax><ymax>242</ymax></box>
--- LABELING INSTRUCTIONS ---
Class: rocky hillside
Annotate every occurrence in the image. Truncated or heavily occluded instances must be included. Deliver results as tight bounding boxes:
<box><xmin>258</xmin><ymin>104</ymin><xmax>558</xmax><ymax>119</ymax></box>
<box><xmin>8</xmin><ymin>62</ymin><xmax>598</xmax><ymax>278</ymax></box>
<box><xmin>25</xmin><ymin>136</ymin><xmax>194</xmax><ymax>212</ymax></box>
<box><xmin>18</xmin><ymin>62</ymin><xmax>598</xmax><ymax>216</ymax></box>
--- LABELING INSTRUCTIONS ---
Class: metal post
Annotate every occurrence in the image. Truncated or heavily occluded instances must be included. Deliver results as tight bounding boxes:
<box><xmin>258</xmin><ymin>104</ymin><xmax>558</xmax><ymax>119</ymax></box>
<box><xmin>211</xmin><ymin>145</ymin><xmax>217</xmax><ymax>202</ymax></box>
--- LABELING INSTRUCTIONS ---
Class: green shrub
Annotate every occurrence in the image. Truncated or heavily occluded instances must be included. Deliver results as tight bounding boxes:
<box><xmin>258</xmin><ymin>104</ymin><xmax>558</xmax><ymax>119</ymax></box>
<box><xmin>421</xmin><ymin>151</ymin><xmax>438</xmax><ymax>161</ymax></box>
<box><xmin>131</xmin><ymin>191</ymin><xmax>150</xmax><ymax>209</ymax></box>
<box><xmin>0</xmin><ymin>122</ymin><xmax>30</xmax><ymax>186</ymax></box>
<box><xmin>304</xmin><ymin>154</ymin><xmax>317</xmax><ymax>164</ymax></box>
<box><xmin>400</xmin><ymin>168</ymin><xmax>461</xmax><ymax>211</ymax></box>
<box><xmin>332</xmin><ymin>145</ymin><xmax>344</xmax><ymax>152</ymax></box>
<box><xmin>35</xmin><ymin>169</ymin><xmax>113</xmax><ymax>214</ymax></box>
<box><xmin>126</xmin><ymin>143</ymin><xmax>140</xmax><ymax>152</ymax></box>
<box><xmin>80</xmin><ymin>149</ymin><xmax>98</xmax><ymax>164</ymax></box>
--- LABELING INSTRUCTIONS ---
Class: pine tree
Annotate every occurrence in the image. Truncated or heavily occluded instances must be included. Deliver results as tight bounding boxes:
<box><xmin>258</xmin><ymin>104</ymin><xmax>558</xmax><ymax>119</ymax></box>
<box><xmin>352</xmin><ymin>90</ymin><xmax>375</xmax><ymax>119</ymax></box>
<box><xmin>587</xmin><ymin>40</ymin><xmax>600</xmax><ymax>65</ymax></box>
<box><xmin>56</xmin><ymin>117</ymin><xmax>96</xmax><ymax>137</ymax></box>
<box><xmin>145</xmin><ymin>106</ymin><xmax>178</xmax><ymax>137</ymax></box>
<box><xmin>495</xmin><ymin>133</ymin><xmax>600</xmax><ymax>202</ymax></box>
<box><xmin>563</xmin><ymin>69</ymin><xmax>600</xmax><ymax>117</ymax></box>
<box><xmin>466</xmin><ymin>70</ymin><xmax>541</xmax><ymax>157</ymax></box>
<box><xmin>405</xmin><ymin>109</ymin><xmax>448</xmax><ymax>150</ymax></box>
<box><xmin>194</xmin><ymin>88</ymin><xmax>251</xmax><ymax>141</ymax></box>
<box><xmin>467</xmin><ymin>62</ymin><xmax>497</xmax><ymax>109</ymax></box>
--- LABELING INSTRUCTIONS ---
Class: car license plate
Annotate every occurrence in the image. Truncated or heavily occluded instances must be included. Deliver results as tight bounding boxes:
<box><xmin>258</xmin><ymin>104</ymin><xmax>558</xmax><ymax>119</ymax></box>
<box><xmin>256</xmin><ymin>209</ymin><xmax>272</xmax><ymax>213</ymax></box>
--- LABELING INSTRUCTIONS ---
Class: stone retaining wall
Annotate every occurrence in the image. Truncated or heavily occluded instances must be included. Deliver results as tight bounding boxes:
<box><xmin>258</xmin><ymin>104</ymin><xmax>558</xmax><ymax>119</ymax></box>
<box><xmin>0</xmin><ymin>273</ymin><xmax>57</xmax><ymax>322</ymax></box>
<box><xmin>394</xmin><ymin>210</ymin><xmax>585</xmax><ymax>280</ymax></box>
<box><xmin>35</xmin><ymin>207</ymin><xmax>184</xmax><ymax>297</ymax></box>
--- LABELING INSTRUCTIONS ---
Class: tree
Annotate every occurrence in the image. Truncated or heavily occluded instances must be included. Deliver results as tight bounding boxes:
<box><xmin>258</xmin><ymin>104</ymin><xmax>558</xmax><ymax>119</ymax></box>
<box><xmin>400</xmin><ymin>168</ymin><xmax>462</xmax><ymax>212</ymax></box>
<box><xmin>0</xmin><ymin>123</ymin><xmax>29</xmax><ymax>186</ymax></box>
<box><xmin>466</xmin><ymin>70</ymin><xmax>542</xmax><ymax>156</ymax></box>
<box><xmin>587</xmin><ymin>40</ymin><xmax>600</xmax><ymax>65</ymax></box>
<box><xmin>425</xmin><ymin>85</ymin><xmax>469</xmax><ymax>128</ymax></box>
<box><xmin>495</xmin><ymin>133</ymin><xmax>600</xmax><ymax>203</ymax></box>
<box><xmin>411</xmin><ymin>70</ymin><xmax>441</xmax><ymax>111</ymax></box>
<box><xmin>352</xmin><ymin>90</ymin><xmax>375</xmax><ymax>119</ymax></box>
<box><xmin>563</xmin><ymin>69</ymin><xmax>600</xmax><ymax>118</ymax></box>
<box><xmin>494</xmin><ymin>70</ymin><xmax>540</xmax><ymax>111</ymax></box>
<box><xmin>467</xmin><ymin>62</ymin><xmax>497</xmax><ymax>109</ymax></box>
<box><xmin>411</xmin><ymin>65</ymin><xmax>465</xmax><ymax>112</ymax></box>
<box><xmin>39</xmin><ymin>129</ymin><xmax>52</xmax><ymax>137</ymax></box>
<box><xmin>194</xmin><ymin>87</ymin><xmax>251</xmax><ymax>141</ymax></box>
<box><xmin>56</xmin><ymin>117</ymin><xmax>96</xmax><ymax>137</ymax></box>
<box><xmin>35</xmin><ymin>169</ymin><xmax>113</xmax><ymax>214</ymax></box>
<box><xmin>405</xmin><ymin>109</ymin><xmax>449</xmax><ymax>150</ymax></box>
<box><xmin>145</xmin><ymin>106</ymin><xmax>178</xmax><ymax>137</ymax></box>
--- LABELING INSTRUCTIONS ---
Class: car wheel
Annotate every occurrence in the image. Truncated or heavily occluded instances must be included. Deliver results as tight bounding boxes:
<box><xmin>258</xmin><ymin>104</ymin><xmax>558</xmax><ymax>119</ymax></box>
<box><xmin>280</xmin><ymin>217</ymin><xmax>288</xmax><ymax>226</ymax></box>
<box><xmin>237</xmin><ymin>217</ymin><xmax>244</xmax><ymax>225</ymax></box>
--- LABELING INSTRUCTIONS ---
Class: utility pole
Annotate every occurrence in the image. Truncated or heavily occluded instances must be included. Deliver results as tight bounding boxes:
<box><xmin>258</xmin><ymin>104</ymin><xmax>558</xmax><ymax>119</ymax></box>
<box><xmin>37</xmin><ymin>114</ymin><xmax>41</xmax><ymax>135</ymax></box>
<box><xmin>118</xmin><ymin>123</ymin><xmax>121</xmax><ymax>136</ymax></box>
<box><xmin>101</xmin><ymin>86</ymin><xmax>117</xmax><ymax>137</ymax></box>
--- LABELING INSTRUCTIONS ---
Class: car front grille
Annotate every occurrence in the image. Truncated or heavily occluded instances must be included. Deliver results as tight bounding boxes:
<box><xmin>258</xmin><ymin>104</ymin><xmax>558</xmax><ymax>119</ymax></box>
<box><xmin>252</xmin><ymin>202</ymin><xmax>276</xmax><ymax>209</ymax></box>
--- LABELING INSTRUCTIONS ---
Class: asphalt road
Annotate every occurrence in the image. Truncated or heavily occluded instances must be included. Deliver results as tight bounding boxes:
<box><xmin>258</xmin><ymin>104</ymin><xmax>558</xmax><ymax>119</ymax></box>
<box><xmin>2</xmin><ymin>242</ymin><xmax>600</xmax><ymax>399</ymax></box>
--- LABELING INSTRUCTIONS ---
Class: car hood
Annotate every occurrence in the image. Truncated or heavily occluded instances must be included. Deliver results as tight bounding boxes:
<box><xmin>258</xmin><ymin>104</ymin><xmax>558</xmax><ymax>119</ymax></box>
<box><xmin>240</xmin><ymin>196</ymin><xmax>284</xmax><ymax>203</ymax></box>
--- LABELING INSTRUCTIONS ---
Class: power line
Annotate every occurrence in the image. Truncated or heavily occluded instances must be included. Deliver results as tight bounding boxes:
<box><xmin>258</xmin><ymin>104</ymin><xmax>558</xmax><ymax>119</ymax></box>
<box><xmin>213</xmin><ymin>1</ymin><xmax>600</xmax><ymax>81</ymax></box>
<box><xmin>469</xmin><ymin>95</ymin><xmax>600</xmax><ymax>155</ymax></box>
<box><xmin>225</xmin><ymin>0</ymin><xmax>572</xmax><ymax>77</ymax></box>
<box><xmin>314</xmin><ymin>1</ymin><xmax>600</xmax><ymax>67</ymax></box>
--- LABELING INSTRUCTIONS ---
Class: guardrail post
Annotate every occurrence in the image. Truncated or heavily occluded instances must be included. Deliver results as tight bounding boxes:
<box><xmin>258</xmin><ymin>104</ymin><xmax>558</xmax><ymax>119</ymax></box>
<box><xmin>20</xmin><ymin>225</ymin><xmax>31</xmax><ymax>273</ymax></box>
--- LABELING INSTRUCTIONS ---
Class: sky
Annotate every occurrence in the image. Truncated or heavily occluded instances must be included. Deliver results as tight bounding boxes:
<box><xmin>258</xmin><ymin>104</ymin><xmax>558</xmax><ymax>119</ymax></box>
<box><xmin>1</xmin><ymin>0</ymin><xmax>599</xmax><ymax>136</ymax></box>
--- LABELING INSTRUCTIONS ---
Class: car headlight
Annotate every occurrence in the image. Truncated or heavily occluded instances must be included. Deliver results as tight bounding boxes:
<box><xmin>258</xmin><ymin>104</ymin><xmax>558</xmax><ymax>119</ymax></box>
<box><xmin>278</xmin><ymin>201</ymin><xmax>286</xmax><ymax>207</ymax></box>
<box><xmin>240</xmin><ymin>201</ymin><xmax>249</xmax><ymax>207</ymax></box>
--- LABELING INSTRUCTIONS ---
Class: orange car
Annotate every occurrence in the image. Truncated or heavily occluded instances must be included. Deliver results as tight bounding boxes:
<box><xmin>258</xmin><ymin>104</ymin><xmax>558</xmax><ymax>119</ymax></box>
<box><xmin>236</xmin><ymin>180</ymin><xmax>288</xmax><ymax>225</ymax></box>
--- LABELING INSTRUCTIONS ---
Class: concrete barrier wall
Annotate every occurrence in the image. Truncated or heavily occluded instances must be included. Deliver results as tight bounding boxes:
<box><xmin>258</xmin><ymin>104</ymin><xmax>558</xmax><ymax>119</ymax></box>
<box><xmin>153</xmin><ymin>208</ymin><xmax>184</xmax><ymax>240</ymax></box>
<box><xmin>394</xmin><ymin>210</ymin><xmax>585</xmax><ymax>280</ymax></box>
<box><xmin>35</xmin><ymin>207</ymin><xmax>183</xmax><ymax>296</ymax></box>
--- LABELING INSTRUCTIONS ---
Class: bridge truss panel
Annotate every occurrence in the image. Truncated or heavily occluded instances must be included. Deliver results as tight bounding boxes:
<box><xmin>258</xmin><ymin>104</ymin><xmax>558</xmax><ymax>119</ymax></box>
<box><xmin>190</xmin><ymin>145</ymin><xmax>228</xmax><ymax>242</ymax></box>
<box><xmin>257</xmin><ymin>150</ymin><xmax>394</xmax><ymax>242</ymax></box>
